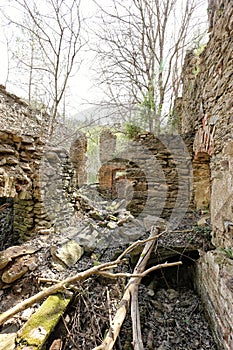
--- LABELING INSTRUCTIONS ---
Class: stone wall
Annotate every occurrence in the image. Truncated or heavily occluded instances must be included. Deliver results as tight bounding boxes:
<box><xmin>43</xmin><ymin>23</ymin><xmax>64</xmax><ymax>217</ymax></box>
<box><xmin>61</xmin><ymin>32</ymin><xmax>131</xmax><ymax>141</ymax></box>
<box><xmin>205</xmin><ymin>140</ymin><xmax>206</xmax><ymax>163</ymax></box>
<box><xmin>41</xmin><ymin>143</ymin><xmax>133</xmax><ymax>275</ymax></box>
<box><xmin>179</xmin><ymin>1</ymin><xmax>233</xmax><ymax>348</ymax></box>
<box><xmin>0</xmin><ymin>198</ymin><xmax>13</xmax><ymax>250</ymax></box>
<box><xmin>69</xmin><ymin>132</ymin><xmax>87</xmax><ymax>187</ymax></box>
<box><xmin>194</xmin><ymin>250</ymin><xmax>233</xmax><ymax>350</ymax></box>
<box><xmin>0</xmin><ymin>85</ymin><xmax>49</xmax><ymax>138</ymax></box>
<box><xmin>99</xmin><ymin>129</ymin><xmax>117</xmax><ymax>164</ymax></box>
<box><xmin>179</xmin><ymin>0</ymin><xmax>233</xmax><ymax>246</ymax></box>
<box><xmin>33</xmin><ymin>147</ymin><xmax>76</xmax><ymax>236</ymax></box>
<box><xmin>125</xmin><ymin>133</ymin><xmax>194</xmax><ymax>223</ymax></box>
<box><xmin>98</xmin><ymin>132</ymin><xmax>194</xmax><ymax>225</ymax></box>
<box><xmin>0</xmin><ymin>130</ymin><xmax>44</xmax><ymax>243</ymax></box>
<box><xmin>177</xmin><ymin>0</ymin><xmax>233</xmax><ymax>247</ymax></box>
<box><xmin>0</xmin><ymin>129</ymin><xmax>77</xmax><ymax>245</ymax></box>
<box><xmin>0</xmin><ymin>85</ymin><xmax>80</xmax><ymax>246</ymax></box>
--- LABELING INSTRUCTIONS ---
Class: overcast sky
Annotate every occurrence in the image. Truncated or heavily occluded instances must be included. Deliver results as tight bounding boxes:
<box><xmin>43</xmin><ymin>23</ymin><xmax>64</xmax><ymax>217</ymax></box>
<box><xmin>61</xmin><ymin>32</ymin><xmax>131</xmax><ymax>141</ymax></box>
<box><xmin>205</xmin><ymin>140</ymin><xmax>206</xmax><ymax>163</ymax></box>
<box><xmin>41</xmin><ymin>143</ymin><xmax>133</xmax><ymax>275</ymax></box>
<box><xmin>0</xmin><ymin>0</ymin><xmax>208</xmax><ymax>117</ymax></box>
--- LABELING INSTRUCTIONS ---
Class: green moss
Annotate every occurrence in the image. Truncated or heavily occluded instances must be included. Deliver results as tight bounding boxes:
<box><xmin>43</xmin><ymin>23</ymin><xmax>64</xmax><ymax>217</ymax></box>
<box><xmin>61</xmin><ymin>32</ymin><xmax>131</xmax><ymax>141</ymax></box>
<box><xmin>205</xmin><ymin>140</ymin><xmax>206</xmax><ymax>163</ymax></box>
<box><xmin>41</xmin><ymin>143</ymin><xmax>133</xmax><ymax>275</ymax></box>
<box><xmin>16</xmin><ymin>293</ymin><xmax>72</xmax><ymax>349</ymax></box>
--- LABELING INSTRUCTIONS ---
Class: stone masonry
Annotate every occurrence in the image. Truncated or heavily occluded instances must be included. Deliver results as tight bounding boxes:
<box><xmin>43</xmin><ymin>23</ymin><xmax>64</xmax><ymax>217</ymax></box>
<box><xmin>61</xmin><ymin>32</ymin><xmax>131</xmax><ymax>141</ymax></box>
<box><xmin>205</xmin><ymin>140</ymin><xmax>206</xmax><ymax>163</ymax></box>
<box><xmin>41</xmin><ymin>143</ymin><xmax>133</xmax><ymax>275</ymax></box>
<box><xmin>0</xmin><ymin>86</ymin><xmax>79</xmax><ymax>247</ymax></box>
<box><xmin>178</xmin><ymin>1</ymin><xmax>233</xmax><ymax>348</ymax></box>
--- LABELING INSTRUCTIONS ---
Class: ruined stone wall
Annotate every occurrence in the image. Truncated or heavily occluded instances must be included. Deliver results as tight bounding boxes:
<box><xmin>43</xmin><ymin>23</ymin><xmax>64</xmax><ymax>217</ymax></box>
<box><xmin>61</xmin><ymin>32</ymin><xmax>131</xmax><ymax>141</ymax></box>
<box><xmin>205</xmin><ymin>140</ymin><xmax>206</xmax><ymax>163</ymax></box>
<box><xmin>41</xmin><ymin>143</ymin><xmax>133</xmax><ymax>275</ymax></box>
<box><xmin>0</xmin><ymin>130</ymin><xmax>44</xmax><ymax>244</ymax></box>
<box><xmin>98</xmin><ymin>132</ymin><xmax>194</xmax><ymax>224</ymax></box>
<box><xmin>0</xmin><ymin>85</ymin><xmax>79</xmax><ymax>246</ymax></box>
<box><xmin>195</xmin><ymin>250</ymin><xmax>233</xmax><ymax>350</ymax></box>
<box><xmin>124</xmin><ymin>133</ymin><xmax>194</xmax><ymax>223</ymax></box>
<box><xmin>0</xmin><ymin>85</ymin><xmax>49</xmax><ymax>138</ymax></box>
<box><xmin>180</xmin><ymin>0</ymin><xmax>233</xmax><ymax>247</ymax></box>
<box><xmin>69</xmin><ymin>132</ymin><xmax>87</xmax><ymax>187</ymax></box>
<box><xmin>99</xmin><ymin>129</ymin><xmax>117</xmax><ymax>163</ymax></box>
<box><xmin>34</xmin><ymin>147</ymin><xmax>76</xmax><ymax>236</ymax></box>
<box><xmin>0</xmin><ymin>129</ymin><xmax>77</xmax><ymax>246</ymax></box>
<box><xmin>179</xmin><ymin>1</ymin><xmax>233</xmax><ymax>348</ymax></box>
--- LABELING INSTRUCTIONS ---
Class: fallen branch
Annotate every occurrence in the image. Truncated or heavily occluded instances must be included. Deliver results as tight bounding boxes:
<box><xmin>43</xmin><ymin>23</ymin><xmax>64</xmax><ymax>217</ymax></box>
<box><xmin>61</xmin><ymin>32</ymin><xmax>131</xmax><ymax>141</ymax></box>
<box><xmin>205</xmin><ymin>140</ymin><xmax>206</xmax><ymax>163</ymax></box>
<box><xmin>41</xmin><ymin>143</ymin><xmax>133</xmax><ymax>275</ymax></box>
<box><xmin>92</xmin><ymin>227</ymin><xmax>182</xmax><ymax>350</ymax></box>
<box><xmin>0</xmin><ymin>231</ymin><xmax>164</xmax><ymax>326</ymax></box>
<box><xmin>131</xmin><ymin>228</ymin><xmax>159</xmax><ymax>350</ymax></box>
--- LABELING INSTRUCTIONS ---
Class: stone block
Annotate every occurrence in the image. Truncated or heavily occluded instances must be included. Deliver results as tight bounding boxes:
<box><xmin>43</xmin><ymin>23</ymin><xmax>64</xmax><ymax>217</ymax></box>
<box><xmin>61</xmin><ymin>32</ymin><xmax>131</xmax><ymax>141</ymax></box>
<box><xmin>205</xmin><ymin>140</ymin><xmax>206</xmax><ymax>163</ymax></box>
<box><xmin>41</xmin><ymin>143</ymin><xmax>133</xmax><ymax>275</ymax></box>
<box><xmin>16</xmin><ymin>293</ymin><xmax>72</xmax><ymax>349</ymax></box>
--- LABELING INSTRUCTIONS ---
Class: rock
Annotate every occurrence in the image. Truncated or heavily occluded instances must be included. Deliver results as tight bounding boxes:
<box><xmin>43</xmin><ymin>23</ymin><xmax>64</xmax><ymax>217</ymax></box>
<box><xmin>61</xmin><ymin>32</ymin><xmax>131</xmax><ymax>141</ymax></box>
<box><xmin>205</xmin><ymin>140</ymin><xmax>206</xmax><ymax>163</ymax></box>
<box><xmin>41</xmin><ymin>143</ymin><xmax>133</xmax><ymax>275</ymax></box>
<box><xmin>51</xmin><ymin>240</ymin><xmax>84</xmax><ymax>269</ymax></box>
<box><xmin>37</xmin><ymin>228</ymin><xmax>52</xmax><ymax>235</ymax></box>
<box><xmin>21</xmin><ymin>308</ymin><xmax>35</xmax><ymax>321</ymax></box>
<box><xmin>108</xmin><ymin>215</ymin><xmax>118</xmax><ymax>221</ymax></box>
<box><xmin>166</xmin><ymin>289</ymin><xmax>179</xmax><ymax>300</ymax></box>
<box><xmin>74</xmin><ymin>231</ymin><xmax>98</xmax><ymax>252</ymax></box>
<box><xmin>6</xmin><ymin>156</ymin><xmax>18</xmax><ymax>165</ymax></box>
<box><xmin>143</xmin><ymin>215</ymin><xmax>168</xmax><ymax>232</ymax></box>
<box><xmin>0</xmin><ymin>245</ymin><xmax>38</xmax><ymax>270</ymax></box>
<box><xmin>197</xmin><ymin>215</ymin><xmax>210</xmax><ymax>227</ymax></box>
<box><xmin>16</xmin><ymin>293</ymin><xmax>72</xmax><ymax>350</ymax></box>
<box><xmin>45</xmin><ymin>151</ymin><xmax>60</xmax><ymax>163</ymax></box>
<box><xmin>89</xmin><ymin>210</ymin><xmax>104</xmax><ymax>221</ymax></box>
<box><xmin>1</xmin><ymin>255</ymin><xmax>36</xmax><ymax>284</ymax></box>
<box><xmin>107</xmin><ymin>221</ymin><xmax>118</xmax><ymax>229</ymax></box>
<box><xmin>0</xmin><ymin>324</ymin><xmax>18</xmax><ymax>350</ymax></box>
<box><xmin>21</xmin><ymin>163</ymin><xmax>31</xmax><ymax>171</ymax></box>
<box><xmin>0</xmin><ymin>332</ymin><xmax>17</xmax><ymax>350</ymax></box>
<box><xmin>117</xmin><ymin>219</ymin><xmax>145</xmax><ymax>243</ymax></box>
<box><xmin>21</xmin><ymin>135</ymin><xmax>35</xmax><ymax>143</ymax></box>
<box><xmin>0</xmin><ymin>145</ymin><xmax>15</xmax><ymax>154</ymax></box>
<box><xmin>49</xmin><ymin>339</ymin><xmax>63</xmax><ymax>350</ymax></box>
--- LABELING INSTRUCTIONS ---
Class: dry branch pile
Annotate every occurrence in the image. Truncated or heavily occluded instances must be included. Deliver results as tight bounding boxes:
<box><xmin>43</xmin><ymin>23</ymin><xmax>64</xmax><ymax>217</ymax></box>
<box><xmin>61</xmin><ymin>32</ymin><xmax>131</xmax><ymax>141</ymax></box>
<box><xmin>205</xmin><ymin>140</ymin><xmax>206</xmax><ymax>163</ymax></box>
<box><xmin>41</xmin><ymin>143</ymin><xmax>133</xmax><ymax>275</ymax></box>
<box><xmin>0</xmin><ymin>226</ymin><xmax>182</xmax><ymax>349</ymax></box>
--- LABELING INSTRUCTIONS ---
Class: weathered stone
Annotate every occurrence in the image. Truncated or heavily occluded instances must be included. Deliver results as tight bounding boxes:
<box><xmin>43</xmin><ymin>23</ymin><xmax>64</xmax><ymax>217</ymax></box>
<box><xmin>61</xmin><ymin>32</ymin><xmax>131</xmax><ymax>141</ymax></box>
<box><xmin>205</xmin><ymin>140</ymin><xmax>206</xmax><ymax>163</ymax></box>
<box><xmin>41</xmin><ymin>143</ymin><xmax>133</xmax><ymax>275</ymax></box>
<box><xmin>69</xmin><ymin>132</ymin><xmax>87</xmax><ymax>186</ymax></box>
<box><xmin>21</xmin><ymin>136</ymin><xmax>36</xmax><ymax>144</ymax></box>
<box><xmin>143</xmin><ymin>215</ymin><xmax>168</xmax><ymax>232</ymax></box>
<box><xmin>197</xmin><ymin>216</ymin><xmax>210</xmax><ymax>227</ymax></box>
<box><xmin>107</xmin><ymin>221</ymin><xmax>118</xmax><ymax>229</ymax></box>
<box><xmin>0</xmin><ymin>245</ymin><xmax>37</xmax><ymax>270</ymax></box>
<box><xmin>195</xmin><ymin>250</ymin><xmax>233</xmax><ymax>350</ymax></box>
<box><xmin>16</xmin><ymin>293</ymin><xmax>72</xmax><ymax>350</ymax></box>
<box><xmin>0</xmin><ymin>146</ymin><xmax>15</xmax><ymax>154</ymax></box>
<box><xmin>89</xmin><ymin>210</ymin><xmax>105</xmax><ymax>221</ymax></box>
<box><xmin>12</xmin><ymin>135</ymin><xmax>22</xmax><ymax>142</ymax></box>
<box><xmin>45</xmin><ymin>151</ymin><xmax>60</xmax><ymax>163</ymax></box>
<box><xmin>0</xmin><ymin>334</ymin><xmax>16</xmax><ymax>350</ymax></box>
<box><xmin>51</xmin><ymin>240</ymin><xmax>84</xmax><ymax>269</ymax></box>
<box><xmin>1</xmin><ymin>255</ymin><xmax>36</xmax><ymax>284</ymax></box>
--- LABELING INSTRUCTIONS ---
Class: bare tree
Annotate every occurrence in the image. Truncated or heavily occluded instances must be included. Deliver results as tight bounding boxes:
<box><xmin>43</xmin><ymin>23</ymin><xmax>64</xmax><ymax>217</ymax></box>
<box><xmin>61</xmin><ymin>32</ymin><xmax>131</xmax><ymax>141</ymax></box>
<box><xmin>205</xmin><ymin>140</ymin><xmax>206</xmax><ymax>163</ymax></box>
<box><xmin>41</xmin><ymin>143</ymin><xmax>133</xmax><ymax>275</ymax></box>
<box><xmin>1</xmin><ymin>0</ymin><xmax>84</xmax><ymax>136</ymax></box>
<box><xmin>92</xmin><ymin>0</ymin><xmax>208</xmax><ymax>133</ymax></box>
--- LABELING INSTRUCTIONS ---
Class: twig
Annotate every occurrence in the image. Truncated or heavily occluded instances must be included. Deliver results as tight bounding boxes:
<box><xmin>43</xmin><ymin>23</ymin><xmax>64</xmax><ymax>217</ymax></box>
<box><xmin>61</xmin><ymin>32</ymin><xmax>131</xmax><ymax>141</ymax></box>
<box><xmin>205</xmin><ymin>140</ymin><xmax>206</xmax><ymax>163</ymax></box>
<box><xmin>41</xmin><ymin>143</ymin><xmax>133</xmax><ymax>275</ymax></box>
<box><xmin>117</xmin><ymin>230</ymin><xmax>165</xmax><ymax>260</ymax></box>
<box><xmin>131</xmin><ymin>228</ymin><xmax>159</xmax><ymax>350</ymax></box>
<box><xmin>92</xmin><ymin>227</ymin><xmax>175</xmax><ymax>350</ymax></box>
<box><xmin>61</xmin><ymin>315</ymin><xmax>80</xmax><ymax>349</ymax></box>
<box><xmin>0</xmin><ymin>231</ymin><xmax>164</xmax><ymax>326</ymax></box>
<box><xmin>97</xmin><ymin>261</ymin><xmax>182</xmax><ymax>280</ymax></box>
<box><xmin>0</xmin><ymin>259</ymin><xmax>123</xmax><ymax>326</ymax></box>
<box><xmin>169</xmin><ymin>229</ymin><xmax>193</xmax><ymax>233</ymax></box>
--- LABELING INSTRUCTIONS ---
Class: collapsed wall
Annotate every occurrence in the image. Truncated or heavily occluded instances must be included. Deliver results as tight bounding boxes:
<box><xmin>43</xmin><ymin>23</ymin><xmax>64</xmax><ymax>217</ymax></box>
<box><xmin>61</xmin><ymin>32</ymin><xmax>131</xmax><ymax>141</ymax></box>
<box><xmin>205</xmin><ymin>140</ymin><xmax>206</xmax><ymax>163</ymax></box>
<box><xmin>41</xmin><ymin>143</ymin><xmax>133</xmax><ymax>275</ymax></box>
<box><xmin>178</xmin><ymin>0</ymin><xmax>233</xmax><ymax>348</ymax></box>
